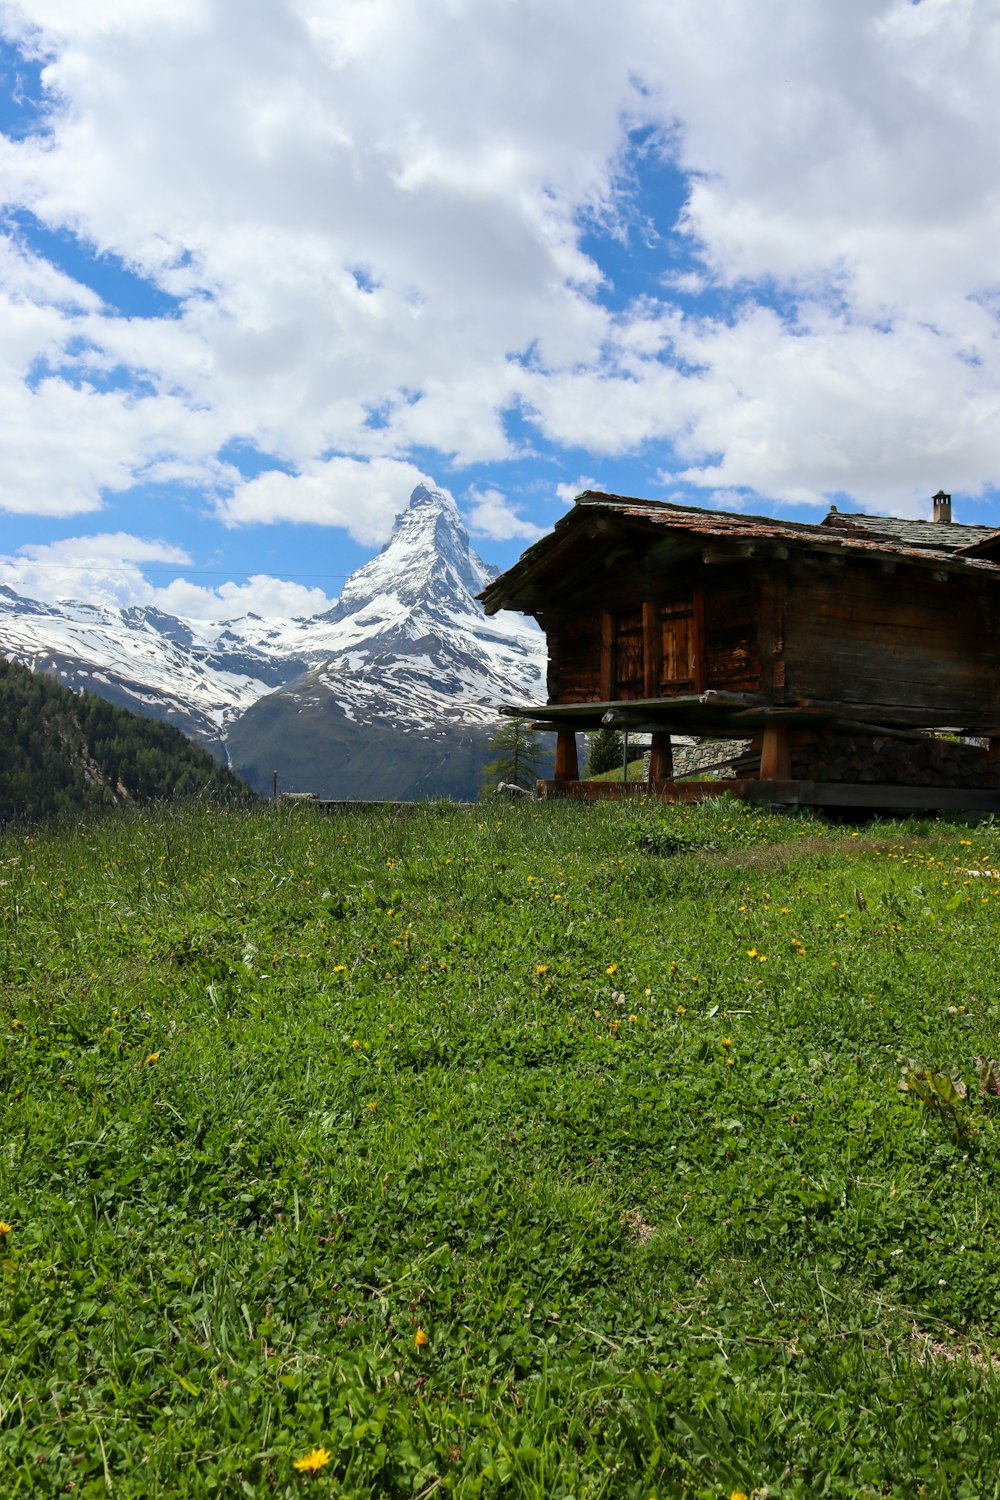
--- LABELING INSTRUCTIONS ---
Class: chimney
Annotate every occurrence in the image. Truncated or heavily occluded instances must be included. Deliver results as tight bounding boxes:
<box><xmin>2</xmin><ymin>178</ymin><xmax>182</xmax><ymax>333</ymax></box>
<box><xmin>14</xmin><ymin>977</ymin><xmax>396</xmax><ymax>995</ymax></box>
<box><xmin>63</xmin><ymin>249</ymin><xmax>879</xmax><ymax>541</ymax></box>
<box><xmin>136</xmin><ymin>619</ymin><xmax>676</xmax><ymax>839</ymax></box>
<box><xmin>932</xmin><ymin>489</ymin><xmax>952</xmax><ymax>524</ymax></box>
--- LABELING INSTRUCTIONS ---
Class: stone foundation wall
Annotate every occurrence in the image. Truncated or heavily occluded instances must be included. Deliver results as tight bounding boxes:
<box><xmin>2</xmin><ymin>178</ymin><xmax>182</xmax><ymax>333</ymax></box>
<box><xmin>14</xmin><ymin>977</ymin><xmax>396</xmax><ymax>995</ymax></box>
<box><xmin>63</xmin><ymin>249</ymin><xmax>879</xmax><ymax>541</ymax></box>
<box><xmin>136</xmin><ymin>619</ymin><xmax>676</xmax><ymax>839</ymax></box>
<box><xmin>790</xmin><ymin>728</ymin><xmax>999</xmax><ymax>788</ymax></box>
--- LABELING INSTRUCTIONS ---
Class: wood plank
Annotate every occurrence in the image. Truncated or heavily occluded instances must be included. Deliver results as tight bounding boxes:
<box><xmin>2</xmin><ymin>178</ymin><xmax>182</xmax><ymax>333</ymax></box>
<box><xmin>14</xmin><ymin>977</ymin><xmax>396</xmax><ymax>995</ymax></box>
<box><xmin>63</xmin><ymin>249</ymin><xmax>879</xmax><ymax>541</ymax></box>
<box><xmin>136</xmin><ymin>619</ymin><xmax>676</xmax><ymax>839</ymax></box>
<box><xmin>537</xmin><ymin>778</ymin><xmax>1000</xmax><ymax>812</ymax></box>
<box><xmin>600</xmin><ymin>610</ymin><xmax>615</xmax><ymax>701</ymax></box>
<box><xmin>643</xmin><ymin>600</ymin><xmax>660</xmax><ymax>698</ymax></box>
<box><xmin>693</xmin><ymin>587</ymin><xmax>707</xmax><ymax>692</ymax></box>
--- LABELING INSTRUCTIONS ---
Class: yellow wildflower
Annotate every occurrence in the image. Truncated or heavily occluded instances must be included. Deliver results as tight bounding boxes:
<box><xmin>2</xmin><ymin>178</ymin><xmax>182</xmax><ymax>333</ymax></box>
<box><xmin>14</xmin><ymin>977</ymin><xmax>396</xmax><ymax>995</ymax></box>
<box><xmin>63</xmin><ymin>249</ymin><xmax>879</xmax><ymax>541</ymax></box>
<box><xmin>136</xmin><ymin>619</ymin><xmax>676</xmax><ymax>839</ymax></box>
<box><xmin>146</xmin><ymin>1052</ymin><xmax>159</xmax><ymax>1065</ymax></box>
<box><xmin>535</xmin><ymin>964</ymin><xmax>548</xmax><ymax>974</ymax></box>
<box><xmin>414</xmin><ymin>1327</ymin><xmax>429</xmax><ymax>1348</ymax></box>
<box><xmin>606</xmin><ymin>963</ymin><xmax>618</xmax><ymax>975</ymax></box>
<box><xmin>0</xmin><ymin>1221</ymin><xmax>11</xmax><ymax>1236</ymax></box>
<box><xmin>293</xmin><ymin>1446</ymin><xmax>331</xmax><ymax>1474</ymax></box>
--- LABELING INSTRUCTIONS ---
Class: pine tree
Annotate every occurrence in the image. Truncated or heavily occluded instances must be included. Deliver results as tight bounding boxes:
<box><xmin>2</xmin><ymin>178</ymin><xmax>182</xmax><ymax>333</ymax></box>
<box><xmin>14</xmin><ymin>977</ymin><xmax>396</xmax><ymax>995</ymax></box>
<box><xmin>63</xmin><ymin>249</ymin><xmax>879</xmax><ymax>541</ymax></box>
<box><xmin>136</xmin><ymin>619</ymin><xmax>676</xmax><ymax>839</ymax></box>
<box><xmin>585</xmin><ymin>726</ymin><xmax>624</xmax><ymax>777</ymax></box>
<box><xmin>479</xmin><ymin>718</ymin><xmax>545</xmax><ymax>796</ymax></box>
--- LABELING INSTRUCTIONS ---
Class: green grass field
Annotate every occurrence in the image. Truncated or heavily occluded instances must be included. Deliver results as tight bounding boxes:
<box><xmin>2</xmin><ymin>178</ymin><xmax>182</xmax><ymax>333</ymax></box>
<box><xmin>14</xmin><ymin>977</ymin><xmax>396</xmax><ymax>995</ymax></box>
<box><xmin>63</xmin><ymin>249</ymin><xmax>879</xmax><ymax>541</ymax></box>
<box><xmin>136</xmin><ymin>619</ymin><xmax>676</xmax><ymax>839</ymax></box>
<box><xmin>2</xmin><ymin>797</ymin><xmax>1000</xmax><ymax>1497</ymax></box>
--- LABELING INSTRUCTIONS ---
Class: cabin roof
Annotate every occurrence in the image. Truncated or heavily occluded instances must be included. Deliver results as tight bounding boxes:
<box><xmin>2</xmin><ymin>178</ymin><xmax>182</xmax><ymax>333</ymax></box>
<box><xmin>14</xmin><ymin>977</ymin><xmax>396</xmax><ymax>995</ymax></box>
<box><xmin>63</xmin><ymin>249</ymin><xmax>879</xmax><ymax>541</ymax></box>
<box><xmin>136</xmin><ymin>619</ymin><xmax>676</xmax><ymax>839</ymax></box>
<box><xmin>479</xmin><ymin>491</ymin><xmax>1000</xmax><ymax>616</ymax></box>
<box><xmin>820</xmin><ymin>509</ymin><xmax>998</xmax><ymax>551</ymax></box>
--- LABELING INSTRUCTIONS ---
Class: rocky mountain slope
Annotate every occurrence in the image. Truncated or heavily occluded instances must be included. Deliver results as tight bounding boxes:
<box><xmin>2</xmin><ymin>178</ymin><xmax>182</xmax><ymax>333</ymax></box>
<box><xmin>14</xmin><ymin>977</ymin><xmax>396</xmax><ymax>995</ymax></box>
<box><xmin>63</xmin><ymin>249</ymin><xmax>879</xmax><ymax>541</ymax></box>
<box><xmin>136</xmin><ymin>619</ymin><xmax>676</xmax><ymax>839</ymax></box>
<box><xmin>0</xmin><ymin>484</ymin><xmax>547</xmax><ymax>799</ymax></box>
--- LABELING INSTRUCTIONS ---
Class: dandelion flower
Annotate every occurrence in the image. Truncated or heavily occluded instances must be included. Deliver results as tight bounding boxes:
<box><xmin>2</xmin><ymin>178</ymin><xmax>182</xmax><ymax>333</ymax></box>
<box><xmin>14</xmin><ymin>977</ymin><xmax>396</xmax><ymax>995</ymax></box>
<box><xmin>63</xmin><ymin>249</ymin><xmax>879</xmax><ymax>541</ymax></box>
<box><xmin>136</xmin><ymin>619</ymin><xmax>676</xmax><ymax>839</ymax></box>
<box><xmin>0</xmin><ymin>1221</ymin><xmax>11</xmax><ymax>1236</ymax></box>
<box><xmin>535</xmin><ymin>964</ymin><xmax>548</xmax><ymax>975</ymax></box>
<box><xmin>146</xmin><ymin>1052</ymin><xmax>159</xmax><ymax>1065</ymax></box>
<box><xmin>414</xmin><ymin>1327</ymin><xmax>429</xmax><ymax>1348</ymax></box>
<box><xmin>606</xmin><ymin>963</ymin><xmax>618</xmax><ymax>975</ymax></box>
<box><xmin>293</xmin><ymin>1446</ymin><xmax>331</xmax><ymax>1474</ymax></box>
<box><xmin>629</xmin><ymin>1013</ymin><xmax>638</xmax><ymax>1023</ymax></box>
<box><xmin>722</xmin><ymin>1037</ymin><xmax>731</xmax><ymax>1048</ymax></box>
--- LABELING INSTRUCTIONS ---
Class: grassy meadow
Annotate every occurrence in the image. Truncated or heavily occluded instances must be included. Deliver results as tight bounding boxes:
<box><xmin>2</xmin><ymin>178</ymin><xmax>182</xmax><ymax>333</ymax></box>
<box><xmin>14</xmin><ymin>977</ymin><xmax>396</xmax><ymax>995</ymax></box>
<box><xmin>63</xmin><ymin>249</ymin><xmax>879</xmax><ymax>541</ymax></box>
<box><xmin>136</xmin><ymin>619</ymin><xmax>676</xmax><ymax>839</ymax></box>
<box><xmin>2</xmin><ymin>796</ymin><xmax>1000</xmax><ymax>1497</ymax></box>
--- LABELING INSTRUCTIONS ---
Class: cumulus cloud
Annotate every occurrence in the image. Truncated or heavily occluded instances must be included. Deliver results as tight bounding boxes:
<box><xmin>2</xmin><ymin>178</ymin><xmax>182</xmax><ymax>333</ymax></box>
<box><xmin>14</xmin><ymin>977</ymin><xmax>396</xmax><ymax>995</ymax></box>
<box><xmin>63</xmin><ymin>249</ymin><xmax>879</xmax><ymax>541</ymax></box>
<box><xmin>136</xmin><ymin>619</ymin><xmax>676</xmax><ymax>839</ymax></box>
<box><xmin>0</xmin><ymin>530</ymin><xmax>334</xmax><ymax>618</ymax></box>
<box><xmin>2</xmin><ymin>531</ymin><xmax>191</xmax><ymax>607</ymax></box>
<box><xmin>151</xmin><ymin>574</ymin><xmax>334</xmax><ymax>621</ymax></box>
<box><xmin>218</xmin><ymin>457</ymin><xmax>436</xmax><ymax>546</ymax></box>
<box><xmin>555</xmin><ymin>476</ymin><xmax>601</xmax><ymax>505</ymax></box>
<box><xmin>2</xmin><ymin>0</ymin><xmax>1000</xmax><ymax>564</ymax></box>
<box><xmin>465</xmin><ymin>487</ymin><xmax>544</xmax><ymax>542</ymax></box>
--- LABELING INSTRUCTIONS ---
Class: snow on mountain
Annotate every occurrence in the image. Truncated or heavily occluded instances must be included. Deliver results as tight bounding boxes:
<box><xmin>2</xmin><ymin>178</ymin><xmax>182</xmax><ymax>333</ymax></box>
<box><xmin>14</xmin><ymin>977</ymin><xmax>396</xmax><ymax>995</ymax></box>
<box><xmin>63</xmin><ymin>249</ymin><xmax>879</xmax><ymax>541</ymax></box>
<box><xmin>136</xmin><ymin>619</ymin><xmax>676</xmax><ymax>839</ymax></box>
<box><xmin>294</xmin><ymin>483</ymin><xmax>545</xmax><ymax>728</ymax></box>
<box><xmin>0</xmin><ymin>485</ymin><xmax>547</xmax><ymax>768</ymax></box>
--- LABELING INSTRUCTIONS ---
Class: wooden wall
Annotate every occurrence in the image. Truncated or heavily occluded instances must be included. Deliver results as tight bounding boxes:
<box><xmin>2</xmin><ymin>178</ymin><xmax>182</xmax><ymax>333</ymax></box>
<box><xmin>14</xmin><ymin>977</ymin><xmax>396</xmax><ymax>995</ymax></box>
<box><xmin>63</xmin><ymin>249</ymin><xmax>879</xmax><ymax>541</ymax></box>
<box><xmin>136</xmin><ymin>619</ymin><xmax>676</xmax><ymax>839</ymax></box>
<box><xmin>527</xmin><ymin>526</ymin><xmax>1000</xmax><ymax>731</ymax></box>
<box><xmin>782</xmin><ymin>559</ymin><xmax>1000</xmax><ymax>723</ymax></box>
<box><xmin>540</xmin><ymin>563</ymin><xmax>762</xmax><ymax>704</ymax></box>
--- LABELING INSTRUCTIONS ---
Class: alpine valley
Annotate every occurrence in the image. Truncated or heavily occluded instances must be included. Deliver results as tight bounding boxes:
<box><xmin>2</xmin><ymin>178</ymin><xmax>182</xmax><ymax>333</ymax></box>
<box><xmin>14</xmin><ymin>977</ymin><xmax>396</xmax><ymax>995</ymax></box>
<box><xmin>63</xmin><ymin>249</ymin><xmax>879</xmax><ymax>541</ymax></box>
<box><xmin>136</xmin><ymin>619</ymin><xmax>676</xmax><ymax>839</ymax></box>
<box><xmin>0</xmin><ymin>485</ymin><xmax>548</xmax><ymax>801</ymax></box>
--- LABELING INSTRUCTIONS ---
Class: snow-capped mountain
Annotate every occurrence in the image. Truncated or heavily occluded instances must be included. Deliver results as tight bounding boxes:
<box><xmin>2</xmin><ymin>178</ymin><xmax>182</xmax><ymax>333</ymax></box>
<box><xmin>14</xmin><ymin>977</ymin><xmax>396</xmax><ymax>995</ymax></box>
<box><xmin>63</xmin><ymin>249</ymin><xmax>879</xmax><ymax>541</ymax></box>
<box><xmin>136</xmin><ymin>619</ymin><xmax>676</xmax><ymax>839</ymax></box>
<box><xmin>293</xmin><ymin>483</ymin><xmax>544</xmax><ymax>731</ymax></box>
<box><xmin>0</xmin><ymin>484</ymin><xmax>547</xmax><ymax>796</ymax></box>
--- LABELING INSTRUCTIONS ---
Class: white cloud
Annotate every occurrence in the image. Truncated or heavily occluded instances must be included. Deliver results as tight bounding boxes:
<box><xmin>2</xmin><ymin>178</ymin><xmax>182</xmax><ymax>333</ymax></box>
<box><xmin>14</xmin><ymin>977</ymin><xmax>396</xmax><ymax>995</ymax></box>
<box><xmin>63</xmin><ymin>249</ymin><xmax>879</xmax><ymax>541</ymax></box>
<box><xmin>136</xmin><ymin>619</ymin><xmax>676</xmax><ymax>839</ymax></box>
<box><xmin>465</xmin><ymin>487</ymin><xmax>544</xmax><ymax>542</ymax></box>
<box><xmin>3</xmin><ymin>0</ymin><xmax>1000</xmax><ymax>542</ymax></box>
<box><xmin>0</xmin><ymin>530</ymin><xmax>334</xmax><ymax>618</ymax></box>
<box><xmin>152</xmin><ymin>574</ymin><xmax>334</xmax><ymax>621</ymax></box>
<box><xmin>218</xmin><ymin>457</ymin><xmax>435</xmax><ymax>546</ymax></box>
<box><xmin>555</xmin><ymin>476</ymin><xmax>600</xmax><ymax>505</ymax></box>
<box><xmin>2</xmin><ymin>531</ymin><xmax>190</xmax><ymax>606</ymax></box>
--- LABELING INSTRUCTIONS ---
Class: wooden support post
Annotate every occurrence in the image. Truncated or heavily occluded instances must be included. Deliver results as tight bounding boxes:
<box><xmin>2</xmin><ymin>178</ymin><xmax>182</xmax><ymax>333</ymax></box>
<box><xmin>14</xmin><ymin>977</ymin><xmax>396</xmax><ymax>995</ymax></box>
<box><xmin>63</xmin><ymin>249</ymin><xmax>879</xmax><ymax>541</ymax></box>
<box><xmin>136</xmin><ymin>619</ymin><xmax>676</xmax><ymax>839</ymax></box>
<box><xmin>554</xmin><ymin>729</ymin><xmax>579</xmax><ymax>783</ymax></box>
<box><xmin>988</xmin><ymin>737</ymin><xmax>1000</xmax><ymax>766</ymax></box>
<box><xmin>648</xmin><ymin>732</ymin><xmax>673</xmax><ymax>784</ymax></box>
<box><xmin>759</xmin><ymin>723</ymin><xmax>791</xmax><ymax>781</ymax></box>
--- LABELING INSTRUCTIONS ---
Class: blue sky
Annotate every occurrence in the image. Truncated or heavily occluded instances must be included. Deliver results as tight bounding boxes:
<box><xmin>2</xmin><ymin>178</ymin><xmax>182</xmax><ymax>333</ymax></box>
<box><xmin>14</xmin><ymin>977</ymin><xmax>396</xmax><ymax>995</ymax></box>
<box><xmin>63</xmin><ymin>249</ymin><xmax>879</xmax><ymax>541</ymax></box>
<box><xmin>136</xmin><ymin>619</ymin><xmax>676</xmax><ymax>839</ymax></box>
<box><xmin>3</xmin><ymin>1</ymin><xmax>1000</xmax><ymax>619</ymax></box>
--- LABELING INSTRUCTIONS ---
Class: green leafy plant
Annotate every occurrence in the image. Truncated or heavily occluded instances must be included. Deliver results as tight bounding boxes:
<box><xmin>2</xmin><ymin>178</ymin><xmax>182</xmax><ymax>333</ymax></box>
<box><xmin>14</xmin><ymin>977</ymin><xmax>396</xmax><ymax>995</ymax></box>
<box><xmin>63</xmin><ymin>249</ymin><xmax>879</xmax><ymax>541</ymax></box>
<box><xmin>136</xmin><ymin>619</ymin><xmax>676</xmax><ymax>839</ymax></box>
<box><xmin>900</xmin><ymin>1061</ymin><xmax>969</xmax><ymax>1142</ymax></box>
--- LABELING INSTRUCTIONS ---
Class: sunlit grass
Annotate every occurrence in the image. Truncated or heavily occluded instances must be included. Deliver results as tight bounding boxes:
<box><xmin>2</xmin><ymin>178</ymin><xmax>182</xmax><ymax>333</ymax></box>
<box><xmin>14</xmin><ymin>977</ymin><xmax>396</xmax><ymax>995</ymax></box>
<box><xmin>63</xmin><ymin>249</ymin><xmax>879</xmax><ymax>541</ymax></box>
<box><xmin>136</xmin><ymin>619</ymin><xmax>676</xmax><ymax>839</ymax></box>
<box><xmin>1</xmin><ymin>797</ymin><xmax>999</xmax><ymax>1496</ymax></box>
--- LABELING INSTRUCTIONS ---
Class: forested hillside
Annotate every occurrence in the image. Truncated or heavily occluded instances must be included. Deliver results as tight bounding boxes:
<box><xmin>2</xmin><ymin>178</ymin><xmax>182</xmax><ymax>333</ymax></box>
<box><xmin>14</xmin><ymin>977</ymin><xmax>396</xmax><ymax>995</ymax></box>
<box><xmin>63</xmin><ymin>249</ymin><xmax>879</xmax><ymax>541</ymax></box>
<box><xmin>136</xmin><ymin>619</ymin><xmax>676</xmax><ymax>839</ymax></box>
<box><xmin>0</xmin><ymin>658</ymin><xmax>252</xmax><ymax>824</ymax></box>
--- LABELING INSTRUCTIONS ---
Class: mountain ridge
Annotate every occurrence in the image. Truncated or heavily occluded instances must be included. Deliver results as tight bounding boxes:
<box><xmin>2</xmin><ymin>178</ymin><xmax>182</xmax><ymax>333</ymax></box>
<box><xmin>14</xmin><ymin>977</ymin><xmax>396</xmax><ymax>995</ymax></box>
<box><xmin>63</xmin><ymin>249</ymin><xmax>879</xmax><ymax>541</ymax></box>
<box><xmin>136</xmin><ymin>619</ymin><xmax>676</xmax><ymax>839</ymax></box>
<box><xmin>0</xmin><ymin>484</ymin><xmax>547</xmax><ymax>798</ymax></box>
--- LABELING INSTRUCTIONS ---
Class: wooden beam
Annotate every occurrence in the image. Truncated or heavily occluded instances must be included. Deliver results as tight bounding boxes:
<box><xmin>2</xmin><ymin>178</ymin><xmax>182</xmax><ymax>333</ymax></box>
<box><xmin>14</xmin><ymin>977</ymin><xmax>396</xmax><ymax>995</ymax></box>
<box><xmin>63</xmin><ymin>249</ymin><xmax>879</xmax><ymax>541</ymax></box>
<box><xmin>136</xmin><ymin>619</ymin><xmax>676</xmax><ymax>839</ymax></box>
<box><xmin>759</xmin><ymin>722</ymin><xmax>791</xmax><ymax>780</ymax></box>
<box><xmin>554</xmin><ymin>729</ymin><xmax>579</xmax><ymax>782</ymax></box>
<box><xmin>693</xmin><ymin>587</ymin><xmax>707</xmax><ymax>693</ymax></box>
<box><xmin>648</xmin><ymin>732</ymin><xmax>673</xmax><ymax>783</ymax></box>
<box><xmin>600</xmin><ymin>610</ymin><xmax>616</xmax><ymax>701</ymax></box>
<box><xmin>642</xmin><ymin>600</ymin><xmax>661</xmax><ymax>698</ymax></box>
<box><xmin>537</xmin><ymin>778</ymin><xmax>1000</xmax><ymax>813</ymax></box>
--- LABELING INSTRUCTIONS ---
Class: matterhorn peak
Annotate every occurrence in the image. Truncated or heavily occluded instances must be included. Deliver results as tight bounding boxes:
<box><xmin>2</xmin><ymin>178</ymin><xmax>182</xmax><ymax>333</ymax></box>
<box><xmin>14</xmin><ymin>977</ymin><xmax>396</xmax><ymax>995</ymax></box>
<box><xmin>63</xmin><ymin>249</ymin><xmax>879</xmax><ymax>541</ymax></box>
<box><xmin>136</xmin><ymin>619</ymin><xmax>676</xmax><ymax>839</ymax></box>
<box><xmin>406</xmin><ymin>481</ymin><xmax>460</xmax><ymax>516</ymax></box>
<box><xmin>330</xmin><ymin>481</ymin><xmax>489</xmax><ymax>617</ymax></box>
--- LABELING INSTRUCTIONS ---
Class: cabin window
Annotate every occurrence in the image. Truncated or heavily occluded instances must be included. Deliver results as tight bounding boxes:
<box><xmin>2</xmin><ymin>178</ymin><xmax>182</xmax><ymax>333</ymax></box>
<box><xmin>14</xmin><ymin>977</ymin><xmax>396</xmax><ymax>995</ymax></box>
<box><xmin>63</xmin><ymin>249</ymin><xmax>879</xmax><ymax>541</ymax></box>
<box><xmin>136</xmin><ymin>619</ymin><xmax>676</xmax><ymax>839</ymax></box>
<box><xmin>602</xmin><ymin>591</ymin><xmax>705</xmax><ymax>700</ymax></box>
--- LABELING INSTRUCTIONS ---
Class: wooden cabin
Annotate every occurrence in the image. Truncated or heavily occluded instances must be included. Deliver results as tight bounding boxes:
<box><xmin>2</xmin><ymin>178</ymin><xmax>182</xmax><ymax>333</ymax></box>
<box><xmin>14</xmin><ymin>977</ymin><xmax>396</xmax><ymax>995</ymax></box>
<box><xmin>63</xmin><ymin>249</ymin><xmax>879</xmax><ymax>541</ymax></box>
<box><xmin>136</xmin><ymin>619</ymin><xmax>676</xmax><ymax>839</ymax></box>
<box><xmin>478</xmin><ymin>491</ymin><xmax>1000</xmax><ymax>811</ymax></box>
